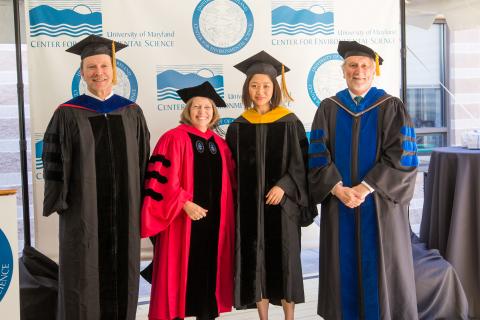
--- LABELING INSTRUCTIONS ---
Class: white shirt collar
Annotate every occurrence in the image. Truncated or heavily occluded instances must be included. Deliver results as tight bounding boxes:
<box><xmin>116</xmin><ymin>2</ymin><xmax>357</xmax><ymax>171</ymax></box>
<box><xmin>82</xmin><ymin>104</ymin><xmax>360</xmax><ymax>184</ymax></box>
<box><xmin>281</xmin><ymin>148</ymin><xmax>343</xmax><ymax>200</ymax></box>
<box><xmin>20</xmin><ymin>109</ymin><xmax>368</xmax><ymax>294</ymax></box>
<box><xmin>348</xmin><ymin>88</ymin><xmax>370</xmax><ymax>100</ymax></box>
<box><xmin>85</xmin><ymin>88</ymin><xmax>114</xmax><ymax>101</ymax></box>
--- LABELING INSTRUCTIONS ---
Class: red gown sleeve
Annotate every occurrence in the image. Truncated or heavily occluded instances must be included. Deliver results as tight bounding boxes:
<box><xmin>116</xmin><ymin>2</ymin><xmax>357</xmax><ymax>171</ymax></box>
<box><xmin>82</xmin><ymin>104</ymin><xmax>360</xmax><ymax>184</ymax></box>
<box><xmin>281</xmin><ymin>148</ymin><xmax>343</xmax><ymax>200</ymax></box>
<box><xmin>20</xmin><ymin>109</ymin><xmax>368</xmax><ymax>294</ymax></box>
<box><xmin>141</xmin><ymin>130</ymin><xmax>193</xmax><ymax>237</ymax></box>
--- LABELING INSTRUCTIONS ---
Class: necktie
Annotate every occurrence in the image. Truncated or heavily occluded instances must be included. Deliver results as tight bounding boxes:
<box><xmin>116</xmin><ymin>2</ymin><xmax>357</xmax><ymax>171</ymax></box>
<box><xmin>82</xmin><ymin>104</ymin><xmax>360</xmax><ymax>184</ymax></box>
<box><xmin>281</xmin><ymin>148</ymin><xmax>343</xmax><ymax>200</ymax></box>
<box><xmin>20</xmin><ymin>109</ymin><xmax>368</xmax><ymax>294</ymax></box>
<box><xmin>354</xmin><ymin>96</ymin><xmax>363</xmax><ymax>105</ymax></box>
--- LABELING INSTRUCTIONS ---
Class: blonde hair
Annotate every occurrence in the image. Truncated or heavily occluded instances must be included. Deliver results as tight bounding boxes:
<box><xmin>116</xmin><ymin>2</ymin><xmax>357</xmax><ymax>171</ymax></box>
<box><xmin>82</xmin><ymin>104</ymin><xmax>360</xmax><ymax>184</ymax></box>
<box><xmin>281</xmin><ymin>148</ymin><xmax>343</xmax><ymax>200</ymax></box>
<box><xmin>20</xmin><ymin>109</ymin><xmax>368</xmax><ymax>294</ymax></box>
<box><xmin>180</xmin><ymin>97</ymin><xmax>220</xmax><ymax>129</ymax></box>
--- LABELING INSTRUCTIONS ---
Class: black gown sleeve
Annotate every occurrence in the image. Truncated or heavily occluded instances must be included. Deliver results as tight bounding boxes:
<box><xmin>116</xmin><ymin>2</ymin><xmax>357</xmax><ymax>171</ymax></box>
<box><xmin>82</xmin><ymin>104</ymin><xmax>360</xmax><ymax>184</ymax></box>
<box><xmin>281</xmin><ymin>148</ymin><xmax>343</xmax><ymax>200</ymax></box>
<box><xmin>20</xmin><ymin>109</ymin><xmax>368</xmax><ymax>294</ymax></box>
<box><xmin>308</xmin><ymin>102</ymin><xmax>343</xmax><ymax>205</ymax></box>
<box><xmin>225</xmin><ymin>122</ymin><xmax>238</xmax><ymax>161</ymax></box>
<box><xmin>276</xmin><ymin>119</ymin><xmax>318</xmax><ymax>226</ymax></box>
<box><xmin>42</xmin><ymin>108</ymin><xmax>72</xmax><ymax>216</ymax></box>
<box><xmin>135</xmin><ymin>106</ymin><xmax>150</xmax><ymax>185</ymax></box>
<box><xmin>363</xmin><ymin>98</ymin><xmax>418</xmax><ymax>204</ymax></box>
<box><xmin>276</xmin><ymin>120</ymin><xmax>307</xmax><ymax>201</ymax></box>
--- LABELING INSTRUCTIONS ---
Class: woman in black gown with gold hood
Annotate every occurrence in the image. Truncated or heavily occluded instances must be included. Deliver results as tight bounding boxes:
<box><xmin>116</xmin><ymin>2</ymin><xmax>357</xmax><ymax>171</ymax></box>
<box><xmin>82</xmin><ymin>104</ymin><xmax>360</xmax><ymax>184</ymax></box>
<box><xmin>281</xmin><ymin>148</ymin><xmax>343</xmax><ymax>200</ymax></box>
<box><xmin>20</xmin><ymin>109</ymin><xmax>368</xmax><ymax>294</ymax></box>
<box><xmin>226</xmin><ymin>51</ymin><xmax>316</xmax><ymax>320</ymax></box>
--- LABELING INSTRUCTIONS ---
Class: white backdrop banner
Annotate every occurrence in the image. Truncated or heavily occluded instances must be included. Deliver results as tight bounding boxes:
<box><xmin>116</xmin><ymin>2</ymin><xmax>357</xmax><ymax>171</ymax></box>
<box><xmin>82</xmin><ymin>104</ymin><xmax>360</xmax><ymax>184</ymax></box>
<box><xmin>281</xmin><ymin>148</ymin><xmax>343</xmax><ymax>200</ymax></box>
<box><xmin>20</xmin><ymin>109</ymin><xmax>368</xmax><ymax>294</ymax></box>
<box><xmin>25</xmin><ymin>0</ymin><xmax>400</xmax><ymax>260</ymax></box>
<box><xmin>0</xmin><ymin>191</ymin><xmax>21</xmax><ymax>319</ymax></box>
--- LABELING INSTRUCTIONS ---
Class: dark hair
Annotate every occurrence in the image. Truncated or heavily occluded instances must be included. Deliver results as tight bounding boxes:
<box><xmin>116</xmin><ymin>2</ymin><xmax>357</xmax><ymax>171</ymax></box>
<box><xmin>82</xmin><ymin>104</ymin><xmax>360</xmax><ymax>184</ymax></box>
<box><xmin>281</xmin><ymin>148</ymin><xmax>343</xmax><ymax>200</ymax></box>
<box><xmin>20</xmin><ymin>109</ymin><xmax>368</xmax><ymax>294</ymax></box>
<box><xmin>241</xmin><ymin>73</ymin><xmax>282</xmax><ymax>110</ymax></box>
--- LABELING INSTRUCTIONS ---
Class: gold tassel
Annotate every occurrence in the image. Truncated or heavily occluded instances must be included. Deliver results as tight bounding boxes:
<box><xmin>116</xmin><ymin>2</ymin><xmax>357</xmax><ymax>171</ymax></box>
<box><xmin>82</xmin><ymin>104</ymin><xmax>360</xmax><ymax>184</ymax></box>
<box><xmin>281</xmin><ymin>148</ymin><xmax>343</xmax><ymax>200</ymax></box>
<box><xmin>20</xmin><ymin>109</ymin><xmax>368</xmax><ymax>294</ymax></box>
<box><xmin>375</xmin><ymin>53</ymin><xmax>380</xmax><ymax>76</ymax></box>
<box><xmin>281</xmin><ymin>64</ymin><xmax>294</xmax><ymax>103</ymax></box>
<box><xmin>112</xmin><ymin>41</ymin><xmax>117</xmax><ymax>85</ymax></box>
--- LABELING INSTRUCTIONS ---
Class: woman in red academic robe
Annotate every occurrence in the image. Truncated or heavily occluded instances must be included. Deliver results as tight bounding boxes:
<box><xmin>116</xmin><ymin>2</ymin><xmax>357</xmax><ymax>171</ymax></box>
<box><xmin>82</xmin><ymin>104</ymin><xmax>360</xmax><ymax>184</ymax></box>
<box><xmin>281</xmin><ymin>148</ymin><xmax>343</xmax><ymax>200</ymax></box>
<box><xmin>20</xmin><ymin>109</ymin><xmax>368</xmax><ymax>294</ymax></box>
<box><xmin>141</xmin><ymin>82</ymin><xmax>235</xmax><ymax>320</ymax></box>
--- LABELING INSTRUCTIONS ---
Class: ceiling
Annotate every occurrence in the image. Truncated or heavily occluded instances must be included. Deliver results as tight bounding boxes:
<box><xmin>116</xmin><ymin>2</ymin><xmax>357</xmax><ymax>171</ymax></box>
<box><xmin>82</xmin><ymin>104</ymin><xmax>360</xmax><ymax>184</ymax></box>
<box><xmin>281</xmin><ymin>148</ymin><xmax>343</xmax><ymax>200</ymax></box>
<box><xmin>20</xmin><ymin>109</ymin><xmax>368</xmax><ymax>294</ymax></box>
<box><xmin>406</xmin><ymin>0</ymin><xmax>480</xmax><ymax>30</ymax></box>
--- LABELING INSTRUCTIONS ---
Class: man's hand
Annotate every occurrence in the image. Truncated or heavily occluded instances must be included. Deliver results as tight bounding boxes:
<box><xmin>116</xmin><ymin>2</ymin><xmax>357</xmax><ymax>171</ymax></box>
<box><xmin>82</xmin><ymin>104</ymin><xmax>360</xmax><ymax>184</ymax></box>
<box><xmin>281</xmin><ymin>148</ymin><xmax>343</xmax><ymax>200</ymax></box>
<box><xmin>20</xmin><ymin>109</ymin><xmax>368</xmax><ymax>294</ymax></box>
<box><xmin>333</xmin><ymin>184</ymin><xmax>364</xmax><ymax>208</ymax></box>
<box><xmin>352</xmin><ymin>183</ymin><xmax>371</xmax><ymax>200</ymax></box>
<box><xmin>183</xmin><ymin>201</ymin><xmax>208</xmax><ymax>220</ymax></box>
<box><xmin>265</xmin><ymin>186</ymin><xmax>285</xmax><ymax>205</ymax></box>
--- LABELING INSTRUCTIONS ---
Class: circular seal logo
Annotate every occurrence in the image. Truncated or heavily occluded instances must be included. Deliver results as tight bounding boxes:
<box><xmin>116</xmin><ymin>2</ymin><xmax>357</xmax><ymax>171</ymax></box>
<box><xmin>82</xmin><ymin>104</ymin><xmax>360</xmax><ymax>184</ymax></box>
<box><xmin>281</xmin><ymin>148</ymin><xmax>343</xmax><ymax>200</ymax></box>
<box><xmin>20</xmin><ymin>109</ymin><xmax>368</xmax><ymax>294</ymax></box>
<box><xmin>208</xmin><ymin>141</ymin><xmax>218</xmax><ymax>154</ymax></box>
<box><xmin>71</xmin><ymin>59</ymin><xmax>139</xmax><ymax>102</ymax></box>
<box><xmin>307</xmin><ymin>53</ymin><xmax>344</xmax><ymax>107</ymax></box>
<box><xmin>0</xmin><ymin>228</ymin><xmax>14</xmax><ymax>302</ymax></box>
<box><xmin>196</xmin><ymin>140</ymin><xmax>205</xmax><ymax>153</ymax></box>
<box><xmin>192</xmin><ymin>0</ymin><xmax>254</xmax><ymax>55</ymax></box>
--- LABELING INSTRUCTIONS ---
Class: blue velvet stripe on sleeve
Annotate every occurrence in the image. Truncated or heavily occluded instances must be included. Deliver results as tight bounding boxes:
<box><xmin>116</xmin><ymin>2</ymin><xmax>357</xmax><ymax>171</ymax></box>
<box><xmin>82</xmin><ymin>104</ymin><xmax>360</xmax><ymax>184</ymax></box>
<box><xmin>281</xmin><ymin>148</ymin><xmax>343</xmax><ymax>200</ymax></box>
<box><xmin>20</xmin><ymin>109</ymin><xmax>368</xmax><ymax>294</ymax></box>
<box><xmin>402</xmin><ymin>140</ymin><xmax>417</xmax><ymax>153</ymax></box>
<box><xmin>309</xmin><ymin>142</ymin><xmax>327</xmax><ymax>154</ymax></box>
<box><xmin>401</xmin><ymin>126</ymin><xmax>416</xmax><ymax>139</ymax></box>
<box><xmin>400</xmin><ymin>126</ymin><xmax>418</xmax><ymax>168</ymax></box>
<box><xmin>308</xmin><ymin>129</ymin><xmax>328</xmax><ymax>169</ymax></box>
<box><xmin>310</xmin><ymin>129</ymin><xmax>325</xmax><ymax>141</ymax></box>
<box><xmin>308</xmin><ymin>156</ymin><xmax>328</xmax><ymax>169</ymax></box>
<box><xmin>400</xmin><ymin>155</ymin><xmax>419</xmax><ymax>167</ymax></box>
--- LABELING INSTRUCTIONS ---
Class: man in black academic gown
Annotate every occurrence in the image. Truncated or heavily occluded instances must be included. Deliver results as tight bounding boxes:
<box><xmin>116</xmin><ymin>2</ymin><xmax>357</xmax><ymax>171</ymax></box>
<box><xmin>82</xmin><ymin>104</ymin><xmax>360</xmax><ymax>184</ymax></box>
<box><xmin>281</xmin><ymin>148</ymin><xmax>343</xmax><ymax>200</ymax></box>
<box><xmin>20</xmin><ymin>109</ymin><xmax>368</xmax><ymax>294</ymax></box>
<box><xmin>309</xmin><ymin>41</ymin><xmax>468</xmax><ymax>320</ymax></box>
<box><xmin>42</xmin><ymin>35</ymin><xmax>150</xmax><ymax>320</ymax></box>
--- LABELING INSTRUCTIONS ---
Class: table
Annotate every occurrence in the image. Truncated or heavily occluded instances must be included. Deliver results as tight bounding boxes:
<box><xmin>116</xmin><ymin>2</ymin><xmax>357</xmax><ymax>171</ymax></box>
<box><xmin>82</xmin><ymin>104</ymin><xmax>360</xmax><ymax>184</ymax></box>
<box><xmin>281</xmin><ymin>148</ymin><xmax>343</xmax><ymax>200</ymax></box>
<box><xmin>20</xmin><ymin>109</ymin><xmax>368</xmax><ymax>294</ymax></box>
<box><xmin>420</xmin><ymin>147</ymin><xmax>480</xmax><ymax>318</ymax></box>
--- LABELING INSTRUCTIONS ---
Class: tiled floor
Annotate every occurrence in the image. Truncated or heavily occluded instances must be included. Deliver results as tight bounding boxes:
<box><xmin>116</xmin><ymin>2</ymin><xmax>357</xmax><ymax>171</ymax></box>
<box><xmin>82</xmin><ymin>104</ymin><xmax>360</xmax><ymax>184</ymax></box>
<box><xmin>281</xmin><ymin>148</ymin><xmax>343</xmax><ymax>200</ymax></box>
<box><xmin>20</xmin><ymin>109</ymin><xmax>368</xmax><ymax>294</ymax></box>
<box><xmin>136</xmin><ymin>275</ymin><xmax>322</xmax><ymax>320</ymax></box>
<box><xmin>135</xmin><ymin>173</ymin><xmax>425</xmax><ymax>319</ymax></box>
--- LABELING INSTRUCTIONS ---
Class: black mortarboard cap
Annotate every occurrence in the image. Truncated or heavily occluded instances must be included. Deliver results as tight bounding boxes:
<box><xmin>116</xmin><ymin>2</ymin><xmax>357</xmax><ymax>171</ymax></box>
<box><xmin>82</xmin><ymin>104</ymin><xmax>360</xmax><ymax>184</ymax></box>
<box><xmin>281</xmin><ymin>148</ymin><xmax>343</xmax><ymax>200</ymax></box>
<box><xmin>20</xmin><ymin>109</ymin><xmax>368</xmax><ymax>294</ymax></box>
<box><xmin>234</xmin><ymin>50</ymin><xmax>294</xmax><ymax>102</ymax></box>
<box><xmin>177</xmin><ymin>81</ymin><xmax>226</xmax><ymax>108</ymax></box>
<box><xmin>67</xmin><ymin>35</ymin><xmax>127</xmax><ymax>84</ymax></box>
<box><xmin>233</xmin><ymin>50</ymin><xmax>290</xmax><ymax>77</ymax></box>
<box><xmin>66</xmin><ymin>34</ymin><xmax>127</xmax><ymax>60</ymax></box>
<box><xmin>337</xmin><ymin>40</ymin><xmax>383</xmax><ymax>65</ymax></box>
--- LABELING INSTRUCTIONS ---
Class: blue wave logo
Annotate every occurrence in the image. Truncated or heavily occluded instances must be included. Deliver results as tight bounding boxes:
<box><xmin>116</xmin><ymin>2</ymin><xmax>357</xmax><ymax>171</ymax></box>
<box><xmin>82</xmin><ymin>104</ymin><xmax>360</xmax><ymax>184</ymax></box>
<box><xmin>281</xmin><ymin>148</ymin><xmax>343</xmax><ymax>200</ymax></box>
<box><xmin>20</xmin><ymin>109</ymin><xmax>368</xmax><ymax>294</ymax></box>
<box><xmin>157</xmin><ymin>66</ymin><xmax>224</xmax><ymax>101</ymax></box>
<box><xmin>35</xmin><ymin>139</ymin><xmax>44</xmax><ymax>170</ymax></box>
<box><xmin>0</xmin><ymin>228</ymin><xmax>14</xmax><ymax>302</ymax></box>
<box><xmin>272</xmin><ymin>5</ymin><xmax>334</xmax><ymax>36</ymax></box>
<box><xmin>29</xmin><ymin>4</ymin><xmax>102</xmax><ymax>37</ymax></box>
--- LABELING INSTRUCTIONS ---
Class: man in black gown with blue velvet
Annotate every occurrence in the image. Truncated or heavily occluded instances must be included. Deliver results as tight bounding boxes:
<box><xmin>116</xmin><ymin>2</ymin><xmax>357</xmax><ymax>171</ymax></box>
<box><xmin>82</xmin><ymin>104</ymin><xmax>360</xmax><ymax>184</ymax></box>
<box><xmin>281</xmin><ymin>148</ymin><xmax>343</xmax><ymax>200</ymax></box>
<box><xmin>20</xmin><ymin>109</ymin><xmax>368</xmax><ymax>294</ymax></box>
<box><xmin>309</xmin><ymin>41</ymin><xmax>468</xmax><ymax>320</ymax></box>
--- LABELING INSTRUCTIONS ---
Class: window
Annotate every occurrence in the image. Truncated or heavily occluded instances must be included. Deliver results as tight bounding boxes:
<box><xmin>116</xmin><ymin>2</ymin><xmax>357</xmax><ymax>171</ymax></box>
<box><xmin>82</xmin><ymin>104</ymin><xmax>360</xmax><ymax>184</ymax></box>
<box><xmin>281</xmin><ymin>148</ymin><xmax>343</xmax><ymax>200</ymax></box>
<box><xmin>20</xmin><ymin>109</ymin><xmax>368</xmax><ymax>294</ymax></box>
<box><xmin>406</xmin><ymin>23</ymin><xmax>448</xmax><ymax>155</ymax></box>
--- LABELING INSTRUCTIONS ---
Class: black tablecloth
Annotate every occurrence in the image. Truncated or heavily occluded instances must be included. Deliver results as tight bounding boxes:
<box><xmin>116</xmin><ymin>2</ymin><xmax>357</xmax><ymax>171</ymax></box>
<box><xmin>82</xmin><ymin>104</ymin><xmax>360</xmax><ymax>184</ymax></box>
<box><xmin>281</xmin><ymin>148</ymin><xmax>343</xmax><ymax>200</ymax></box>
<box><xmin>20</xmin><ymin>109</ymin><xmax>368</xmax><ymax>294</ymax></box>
<box><xmin>19</xmin><ymin>246</ymin><xmax>58</xmax><ymax>320</ymax></box>
<box><xmin>420</xmin><ymin>147</ymin><xmax>480</xmax><ymax>318</ymax></box>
